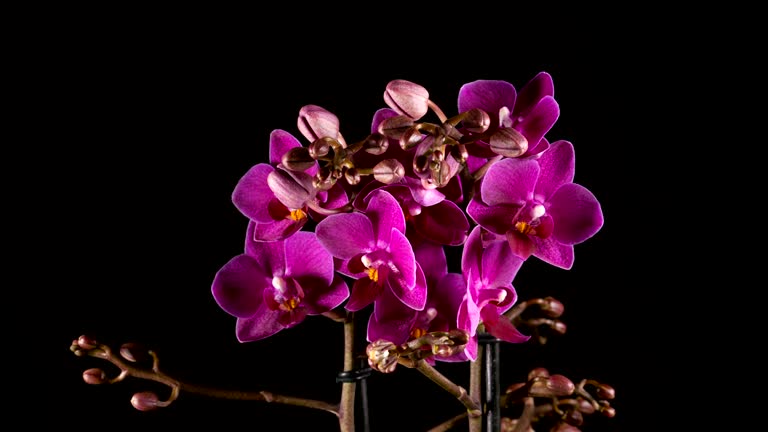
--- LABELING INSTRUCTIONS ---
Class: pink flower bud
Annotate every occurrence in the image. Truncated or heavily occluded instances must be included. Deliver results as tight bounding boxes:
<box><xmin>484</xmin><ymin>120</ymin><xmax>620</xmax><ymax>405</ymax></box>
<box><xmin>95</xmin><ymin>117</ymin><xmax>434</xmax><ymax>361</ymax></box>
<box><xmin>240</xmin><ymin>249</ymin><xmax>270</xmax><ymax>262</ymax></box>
<box><xmin>120</xmin><ymin>343</ymin><xmax>148</xmax><ymax>363</ymax></box>
<box><xmin>372</xmin><ymin>159</ymin><xmax>404</xmax><ymax>184</ymax></box>
<box><xmin>563</xmin><ymin>409</ymin><xmax>584</xmax><ymax>426</ymax></box>
<box><xmin>344</xmin><ymin>168</ymin><xmax>361</xmax><ymax>185</ymax></box>
<box><xmin>541</xmin><ymin>297</ymin><xmax>565</xmax><ymax>318</ymax></box>
<box><xmin>131</xmin><ymin>391</ymin><xmax>159</xmax><ymax>411</ymax></box>
<box><xmin>529</xmin><ymin>374</ymin><xmax>574</xmax><ymax>397</ymax></box>
<box><xmin>528</xmin><ymin>368</ymin><xmax>549</xmax><ymax>380</ymax></box>
<box><xmin>489</xmin><ymin>127</ymin><xmax>528</xmax><ymax>157</ymax></box>
<box><xmin>77</xmin><ymin>335</ymin><xmax>98</xmax><ymax>350</ymax></box>
<box><xmin>281</xmin><ymin>147</ymin><xmax>316</xmax><ymax>172</ymax></box>
<box><xmin>267</xmin><ymin>169</ymin><xmax>311</xmax><ymax>210</ymax></box>
<box><xmin>463</xmin><ymin>108</ymin><xmax>491</xmax><ymax>133</ymax></box>
<box><xmin>377</xmin><ymin>115</ymin><xmax>414</xmax><ymax>141</ymax></box>
<box><xmin>595</xmin><ymin>383</ymin><xmax>615</xmax><ymax>400</ymax></box>
<box><xmin>362</xmin><ymin>133</ymin><xmax>389</xmax><ymax>155</ymax></box>
<box><xmin>82</xmin><ymin>368</ymin><xmax>107</xmax><ymax>385</ymax></box>
<box><xmin>599</xmin><ymin>402</ymin><xmax>616</xmax><ymax>418</ymax></box>
<box><xmin>308</xmin><ymin>137</ymin><xmax>332</xmax><ymax>159</ymax></box>
<box><xmin>384</xmin><ymin>80</ymin><xmax>430</xmax><ymax>120</ymax></box>
<box><xmin>297</xmin><ymin>105</ymin><xmax>340</xmax><ymax>143</ymax></box>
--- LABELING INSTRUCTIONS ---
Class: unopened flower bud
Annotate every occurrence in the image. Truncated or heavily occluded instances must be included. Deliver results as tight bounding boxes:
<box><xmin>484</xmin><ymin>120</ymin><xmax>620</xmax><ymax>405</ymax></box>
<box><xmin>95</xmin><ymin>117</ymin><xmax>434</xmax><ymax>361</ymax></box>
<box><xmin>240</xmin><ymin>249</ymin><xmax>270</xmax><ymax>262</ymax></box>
<box><xmin>378</xmin><ymin>115</ymin><xmax>414</xmax><ymax>141</ymax></box>
<box><xmin>131</xmin><ymin>391</ymin><xmax>160</xmax><ymax>411</ymax></box>
<box><xmin>77</xmin><ymin>335</ymin><xmax>98</xmax><ymax>350</ymax></box>
<box><xmin>528</xmin><ymin>368</ymin><xmax>550</xmax><ymax>380</ymax></box>
<box><xmin>563</xmin><ymin>409</ymin><xmax>584</xmax><ymax>426</ymax></box>
<box><xmin>599</xmin><ymin>402</ymin><xmax>616</xmax><ymax>418</ymax></box>
<box><xmin>281</xmin><ymin>147</ymin><xmax>315</xmax><ymax>172</ymax></box>
<box><xmin>577</xmin><ymin>398</ymin><xmax>596</xmax><ymax>414</ymax></box>
<box><xmin>344</xmin><ymin>168</ymin><xmax>361</xmax><ymax>185</ymax></box>
<box><xmin>120</xmin><ymin>343</ymin><xmax>148</xmax><ymax>363</ymax></box>
<box><xmin>529</xmin><ymin>374</ymin><xmax>574</xmax><ymax>397</ymax></box>
<box><xmin>362</xmin><ymin>133</ymin><xmax>389</xmax><ymax>155</ymax></box>
<box><xmin>82</xmin><ymin>368</ymin><xmax>107</xmax><ymax>385</ymax></box>
<box><xmin>505</xmin><ymin>382</ymin><xmax>526</xmax><ymax>394</ymax></box>
<box><xmin>595</xmin><ymin>383</ymin><xmax>615</xmax><ymax>400</ymax></box>
<box><xmin>490</xmin><ymin>127</ymin><xmax>528</xmax><ymax>157</ymax></box>
<box><xmin>541</xmin><ymin>297</ymin><xmax>565</xmax><ymax>318</ymax></box>
<box><xmin>551</xmin><ymin>320</ymin><xmax>567</xmax><ymax>335</ymax></box>
<box><xmin>373</xmin><ymin>159</ymin><xmax>404</xmax><ymax>184</ymax></box>
<box><xmin>309</xmin><ymin>137</ymin><xmax>332</xmax><ymax>159</ymax></box>
<box><xmin>450</xmin><ymin>144</ymin><xmax>469</xmax><ymax>164</ymax></box>
<box><xmin>366</xmin><ymin>340</ymin><xmax>399</xmax><ymax>373</ymax></box>
<box><xmin>297</xmin><ymin>105</ymin><xmax>340</xmax><ymax>143</ymax></box>
<box><xmin>551</xmin><ymin>423</ymin><xmax>580</xmax><ymax>432</ymax></box>
<box><xmin>463</xmin><ymin>108</ymin><xmax>491</xmax><ymax>133</ymax></box>
<box><xmin>267</xmin><ymin>169</ymin><xmax>311</xmax><ymax>210</ymax></box>
<box><xmin>384</xmin><ymin>79</ymin><xmax>430</xmax><ymax>120</ymax></box>
<box><xmin>399</xmin><ymin>126</ymin><xmax>426</xmax><ymax>150</ymax></box>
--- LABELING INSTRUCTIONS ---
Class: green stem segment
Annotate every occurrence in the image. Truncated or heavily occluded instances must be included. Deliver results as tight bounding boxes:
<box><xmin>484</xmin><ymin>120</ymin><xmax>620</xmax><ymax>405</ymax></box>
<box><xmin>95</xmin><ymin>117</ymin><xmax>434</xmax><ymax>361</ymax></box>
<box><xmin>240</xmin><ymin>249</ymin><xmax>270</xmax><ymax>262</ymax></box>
<box><xmin>414</xmin><ymin>360</ymin><xmax>481</xmax><ymax>417</ymax></box>
<box><xmin>338</xmin><ymin>315</ymin><xmax>356</xmax><ymax>432</ymax></box>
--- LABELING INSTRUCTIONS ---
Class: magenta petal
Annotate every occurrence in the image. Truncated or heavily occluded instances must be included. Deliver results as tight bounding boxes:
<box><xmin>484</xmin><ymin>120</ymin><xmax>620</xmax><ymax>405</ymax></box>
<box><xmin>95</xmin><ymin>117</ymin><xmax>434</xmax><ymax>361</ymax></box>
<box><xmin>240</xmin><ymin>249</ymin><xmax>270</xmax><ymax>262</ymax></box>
<box><xmin>413</xmin><ymin>240</ymin><xmax>447</xmax><ymax>285</ymax></box>
<box><xmin>481</xmin><ymin>158</ymin><xmax>539</xmax><ymax>206</ymax></box>
<box><xmin>316</xmin><ymin>213</ymin><xmax>374</xmax><ymax>259</ymax></box>
<box><xmin>346</xmin><ymin>277</ymin><xmax>380</xmax><ymax>312</ymax></box>
<box><xmin>335</xmin><ymin>255</ymin><xmax>368</xmax><ymax>279</ymax></box>
<box><xmin>248</xmin><ymin>218</ymin><xmax>305</xmax><ymax>242</ymax></box>
<box><xmin>235</xmin><ymin>309</ymin><xmax>285</xmax><ymax>342</ymax></box>
<box><xmin>548</xmin><ymin>183</ymin><xmax>604</xmax><ymax>245</ymax></box>
<box><xmin>414</xmin><ymin>201</ymin><xmax>469</xmax><ymax>246</ymax></box>
<box><xmin>366</xmin><ymin>190</ymin><xmax>405</xmax><ymax>244</ymax></box>
<box><xmin>371</xmin><ymin>108</ymin><xmax>399</xmax><ymax>134</ymax></box>
<box><xmin>514</xmin><ymin>72</ymin><xmax>555</xmax><ymax>118</ymax></box>
<box><xmin>388</xmin><ymin>228</ymin><xmax>417</xmax><ymax>291</ymax></box>
<box><xmin>368</xmin><ymin>288</ymin><xmax>418</xmax><ymax>344</ymax></box>
<box><xmin>269</xmin><ymin>129</ymin><xmax>302</xmax><ymax>167</ymax></box>
<box><xmin>536</xmin><ymin>140</ymin><xmax>575</xmax><ymax>200</ymax></box>
<box><xmin>482</xmin><ymin>238</ymin><xmax>524</xmax><ymax>288</ymax></box>
<box><xmin>515</xmin><ymin>95</ymin><xmax>559</xmax><ymax>150</ymax></box>
<box><xmin>458</xmin><ymin>80</ymin><xmax>516</xmax><ymax>120</ymax></box>
<box><xmin>430</xmin><ymin>272</ymin><xmax>469</xmax><ymax>327</ymax></box>
<box><xmin>506</xmin><ymin>230</ymin><xmax>536</xmax><ymax>261</ymax></box>
<box><xmin>303</xmin><ymin>274</ymin><xmax>350</xmax><ymax>315</ymax></box>
<box><xmin>533</xmin><ymin>238</ymin><xmax>574</xmax><ymax>270</ymax></box>
<box><xmin>389</xmin><ymin>261</ymin><xmax>427</xmax><ymax>311</ymax></box>
<box><xmin>212</xmin><ymin>254</ymin><xmax>269</xmax><ymax>318</ymax></box>
<box><xmin>461</xmin><ymin>226</ymin><xmax>483</xmax><ymax>279</ymax></box>
<box><xmin>404</xmin><ymin>177</ymin><xmax>445</xmax><ymax>207</ymax></box>
<box><xmin>284</xmin><ymin>231</ymin><xmax>334</xmax><ymax>285</ymax></box>
<box><xmin>525</xmin><ymin>136</ymin><xmax>550</xmax><ymax>157</ymax></box>
<box><xmin>467</xmin><ymin>198</ymin><xmax>521</xmax><ymax>236</ymax></box>
<box><xmin>232</xmin><ymin>164</ymin><xmax>276</xmax><ymax>223</ymax></box>
<box><xmin>481</xmin><ymin>307</ymin><xmax>530</xmax><ymax>344</ymax></box>
<box><xmin>458</xmin><ymin>290</ymin><xmax>480</xmax><ymax>336</ymax></box>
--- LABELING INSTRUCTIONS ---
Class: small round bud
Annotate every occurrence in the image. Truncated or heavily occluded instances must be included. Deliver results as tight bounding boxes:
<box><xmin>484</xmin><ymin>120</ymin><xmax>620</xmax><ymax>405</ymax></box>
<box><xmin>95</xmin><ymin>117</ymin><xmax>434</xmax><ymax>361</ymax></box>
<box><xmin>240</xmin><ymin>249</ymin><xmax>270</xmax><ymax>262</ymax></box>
<box><xmin>344</xmin><ymin>168</ymin><xmax>361</xmax><ymax>185</ymax></box>
<box><xmin>372</xmin><ymin>159</ymin><xmax>404</xmax><ymax>184</ymax></box>
<box><xmin>131</xmin><ymin>391</ymin><xmax>159</xmax><ymax>411</ymax></box>
<box><xmin>599</xmin><ymin>401</ymin><xmax>616</xmax><ymax>418</ymax></box>
<box><xmin>577</xmin><ymin>397</ymin><xmax>596</xmax><ymax>414</ymax></box>
<box><xmin>529</xmin><ymin>374</ymin><xmax>574</xmax><ymax>397</ymax></box>
<box><xmin>281</xmin><ymin>147</ymin><xmax>315</xmax><ymax>172</ymax></box>
<box><xmin>489</xmin><ymin>127</ymin><xmax>528</xmax><ymax>157</ymax></box>
<box><xmin>399</xmin><ymin>126</ymin><xmax>426</xmax><ymax>150</ymax></box>
<box><xmin>297</xmin><ymin>105</ymin><xmax>340</xmax><ymax>143</ymax></box>
<box><xmin>384</xmin><ymin>79</ymin><xmax>430</xmax><ymax>120</ymax></box>
<box><xmin>77</xmin><ymin>335</ymin><xmax>98</xmax><ymax>350</ymax></box>
<box><xmin>377</xmin><ymin>115</ymin><xmax>414</xmax><ymax>141</ymax></box>
<box><xmin>551</xmin><ymin>320</ymin><xmax>567</xmax><ymax>335</ymax></box>
<box><xmin>82</xmin><ymin>368</ymin><xmax>107</xmax><ymax>385</ymax></box>
<box><xmin>563</xmin><ymin>409</ymin><xmax>584</xmax><ymax>427</ymax></box>
<box><xmin>120</xmin><ymin>343</ymin><xmax>148</xmax><ymax>363</ymax></box>
<box><xmin>595</xmin><ymin>383</ymin><xmax>615</xmax><ymax>400</ymax></box>
<box><xmin>505</xmin><ymin>382</ymin><xmax>526</xmax><ymax>394</ymax></box>
<box><xmin>462</xmin><ymin>108</ymin><xmax>491</xmax><ymax>133</ymax></box>
<box><xmin>366</xmin><ymin>340</ymin><xmax>399</xmax><ymax>373</ymax></box>
<box><xmin>528</xmin><ymin>367</ymin><xmax>550</xmax><ymax>380</ymax></box>
<box><xmin>541</xmin><ymin>297</ymin><xmax>565</xmax><ymax>318</ymax></box>
<box><xmin>363</xmin><ymin>133</ymin><xmax>389</xmax><ymax>155</ymax></box>
<box><xmin>309</xmin><ymin>137</ymin><xmax>332</xmax><ymax>159</ymax></box>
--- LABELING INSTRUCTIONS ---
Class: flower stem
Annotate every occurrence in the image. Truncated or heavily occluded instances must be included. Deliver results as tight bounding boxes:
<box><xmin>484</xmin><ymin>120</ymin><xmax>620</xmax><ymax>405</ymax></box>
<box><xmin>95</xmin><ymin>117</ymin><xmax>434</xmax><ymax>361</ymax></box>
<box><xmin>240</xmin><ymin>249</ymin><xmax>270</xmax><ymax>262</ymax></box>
<box><xmin>469</xmin><ymin>345</ymin><xmax>483</xmax><ymax>432</ymax></box>
<box><xmin>427</xmin><ymin>412</ymin><xmax>469</xmax><ymax>432</ymax></box>
<box><xmin>338</xmin><ymin>314</ymin><xmax>356</xmax><ymax>432</ymax></box>
<box><xmin>413</xmin><ymin>359</ymin><xmax>481</xmax><ymax>417</ymax></box>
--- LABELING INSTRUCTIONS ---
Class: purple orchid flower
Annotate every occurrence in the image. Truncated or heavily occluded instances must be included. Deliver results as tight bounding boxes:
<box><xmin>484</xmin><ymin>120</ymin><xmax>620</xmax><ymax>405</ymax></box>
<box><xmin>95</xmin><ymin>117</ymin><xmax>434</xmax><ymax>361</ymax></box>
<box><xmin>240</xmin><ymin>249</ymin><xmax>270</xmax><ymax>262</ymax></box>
<box><xmin>232</xmin><ymin>129</ymin><xmax>347</xmax><ymax>241</ymax></box>
<box><xmin>457</xmin><ymin>226</ymin><xmax>529</xmax><ymax>354</ymax></box>
<box><xmin>467</xmin><ymin>140</ymin><xmax>603</xmax><ymax>269</ymax></box>
<box><xmin>458</xmin><ymin>73</ymin><xmax>559</xmax><ymax>162</ymax></box>
<box><xmin>367</xmin><ymin>240</ymin><xmax>465</xmax><ymax>352</ymax></box>
<box><xmin>316</xmin><ymin>189</ymin><xmax>427</xmax><ymax>313</ymax></box>
<box><xmin>212</xmin><ymin>230</ymin><xmax>349</xmax><ymax>342</ymax></box>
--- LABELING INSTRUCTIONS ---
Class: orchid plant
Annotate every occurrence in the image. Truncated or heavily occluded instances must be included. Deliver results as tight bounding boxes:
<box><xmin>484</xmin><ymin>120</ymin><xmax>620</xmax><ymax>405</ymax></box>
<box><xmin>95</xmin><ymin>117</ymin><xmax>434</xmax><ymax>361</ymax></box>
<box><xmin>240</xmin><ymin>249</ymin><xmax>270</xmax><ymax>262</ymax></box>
<box><xmin>70</xmin><ymin>75</ymin><xmax>614</xmax><ymax>431</ymax></box>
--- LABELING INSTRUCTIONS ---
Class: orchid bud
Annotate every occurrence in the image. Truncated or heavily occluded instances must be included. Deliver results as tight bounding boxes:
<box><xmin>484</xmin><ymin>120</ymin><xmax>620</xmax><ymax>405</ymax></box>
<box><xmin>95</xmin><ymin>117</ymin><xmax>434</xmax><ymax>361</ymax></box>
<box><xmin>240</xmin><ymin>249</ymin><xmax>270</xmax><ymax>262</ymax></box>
<box><xmin>281</xmin><ymin>147</ymin><xmax>315</xmax><ymax>172</ymax></box>
<box><xmin>450</xmin><ymin>144</ymin><xmax>469</xmax><ymax>164</ymax></box>
<box><xmin>463</xmin><ymin>108</ymin><xmax>491</xmax><ymax>133</ymax></box>
<box><xmin>366</xmin><ymin>340</ymin><xmax>398</xmax><ymax>373</ymax></box>
<box><xmin>490</xmin><ymin>127</ymin><xmax>528</xmax><ymax>157</ymax></box>
<box><xmin>529</xmin><ymin>375</ymin><xmax>574</xmax><ymax>397</ymax></box>
<box><xmin>563</xmin><ymin>409</ymin><xmax>584</xmax><ymax>427</ymax></box>
<box><xmin>344</xmin><ymin>168</ymin><xmax>361</xmax><ymax>185</ymax></box>
<box><xmin>541</xmin><ymin>297</ymin><xmax>565</xmax><ymax>318</ymax></box>
<box><xmin>362</xmin><ymin>133</ymin><xmax>389</xmax><ymax>155</ymax></box>
<box><xmin>551</xmin><ymin>320</ymin><xmax>567</xmax><ymax>335</ymax></box>
<box><xmin>298</xmin><ymin>105</ymin><xmax>340</xmax><ymax>143</ymax></box>
<box><xmin>372</xmin><ymin>159</ymin><xmax>404</xmax><ymax>184</ymax></box>
<box><xmin>384</xmin><ymin>79</ymin><xmax>430</xmax><ymax>120</ymax></box>
<box><xmin>577</xmin><ymin>398</ymin><xmax>596</xmax><ymax>414</ymax></box>
<box><xmin>399</xmin><ymin>126</ymin><xmax>426</xmax><ymax>150</ymax></box>
<box><xmin>77</xmin><ymin>335</ymin><xmax>98</xmax><ymax>350</ymax></box>
<box><xmin>595</xmin><ymin>383</ymin><xmax>615</xmax><ymax>400</ymax></box>
<box><xmin>267</xmin><ymin>169</ymin><xmax>311</xmax><ymax>210</ymax></box>
<box><xmin>131</xmin><ymin>391</ymin><xmax>159</xmax><ymax>411</ymax></box>
<box><xmin>528</xmin><ymin>367</ymin><xmax>550</xmax><ymax>380</ymax></box>
<box><xmin>551</xmin><ymin>423</ymin><xmax>581</xmax><ymax>432</ymax></box>
<box><xmin>378</xmin><ymin>115</ymin><xmax>414</xmax><ymax>141</ymax></box>
<box><xmin>82</xmin><ymin>368</ymin><xmax>107</xmax><ymax>385</ymax></box>
<box><xmin>309</xmin><ymin>137</ymin><xmax>332</xmax><ymax>159</ymax></box>
<box><xmin>599</xmin><ymin>402</ymin><xmax>616</xmax><ymax>418</ymax></box>
<box><xmin>120</xmin><ymin>343</ymin><xmax>148</xmax><ymax>363</ymax></box>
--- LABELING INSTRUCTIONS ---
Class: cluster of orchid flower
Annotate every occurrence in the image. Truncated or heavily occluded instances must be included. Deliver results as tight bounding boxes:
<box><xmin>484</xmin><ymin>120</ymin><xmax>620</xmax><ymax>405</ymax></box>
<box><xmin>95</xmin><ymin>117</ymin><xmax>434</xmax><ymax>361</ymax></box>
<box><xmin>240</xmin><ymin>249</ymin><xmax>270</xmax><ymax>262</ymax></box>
<box><xmin>71</xmin><ymin>74</ymin><xmax>612</xmax><ymax>431</ymax></box>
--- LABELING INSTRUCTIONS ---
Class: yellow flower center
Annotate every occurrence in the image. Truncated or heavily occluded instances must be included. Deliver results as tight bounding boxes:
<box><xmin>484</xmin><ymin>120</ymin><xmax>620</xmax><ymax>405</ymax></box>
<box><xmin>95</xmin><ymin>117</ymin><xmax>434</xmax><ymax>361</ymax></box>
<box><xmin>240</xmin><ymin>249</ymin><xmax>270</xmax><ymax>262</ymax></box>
<box><xmin>280</xmin><ymin>297</ymin><xmax>301</xmax><ymax>311</ymax></box>
<box><xmin>367</xmin><ymin>267</ymin><xmax>379</xmax><ymax>283</ymax></box>
<box><xmin>515</xmin><ymin>221</ymin><xmax>534</xmax><ymax>235</ymax></box>
<box><xmin>410</xmin><ymin>328</ymin><xmax>427</xmax><ymax>338</ymax></box>
<box><xmin>288</xmin><ymin>209</ymin><xmax>307</xmax><ymax>221</ymax></box>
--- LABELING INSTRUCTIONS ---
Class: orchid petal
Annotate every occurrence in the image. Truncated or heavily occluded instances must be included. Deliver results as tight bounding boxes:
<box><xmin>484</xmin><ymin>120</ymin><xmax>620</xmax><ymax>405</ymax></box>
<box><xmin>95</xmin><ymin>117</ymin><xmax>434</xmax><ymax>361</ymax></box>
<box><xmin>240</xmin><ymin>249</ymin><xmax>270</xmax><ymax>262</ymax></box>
<box><xmin>536</xmin><ymin>140</ymin><xmax>575</xmax><ymax>200</ymax></box>
<box><xmin>316</xmin><ymin>213</ymin><xmax>374</xmax><ymax>259</ymax></box>
<box><xmin>232</xmin><ymin>164</ymin><xmax>275</xmax><ymax>223</ymax></box>
<box><xmin>212</xmin><ymin>254</ymin><xmax>269</xmax><ymax>318</ymax></box>
<box><xmin>548</xmin><ymin>183</ymin><xmax>604</xmax><ymax>245</ymax></box>
<box><xmin>481</xmin><ymin>158</ymin><xmax>539</xmax><ymax>206</ymax></box>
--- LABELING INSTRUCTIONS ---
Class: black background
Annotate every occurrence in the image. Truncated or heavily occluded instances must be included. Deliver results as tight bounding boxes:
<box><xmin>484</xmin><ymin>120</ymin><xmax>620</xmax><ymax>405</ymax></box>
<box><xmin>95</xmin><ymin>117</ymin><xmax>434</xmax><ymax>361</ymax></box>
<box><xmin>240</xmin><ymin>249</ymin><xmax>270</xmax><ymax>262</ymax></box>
<box><xmin>37</xmin><ymin>15</ymin><xmax>681</xmax><ymax>431</ymax></box>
